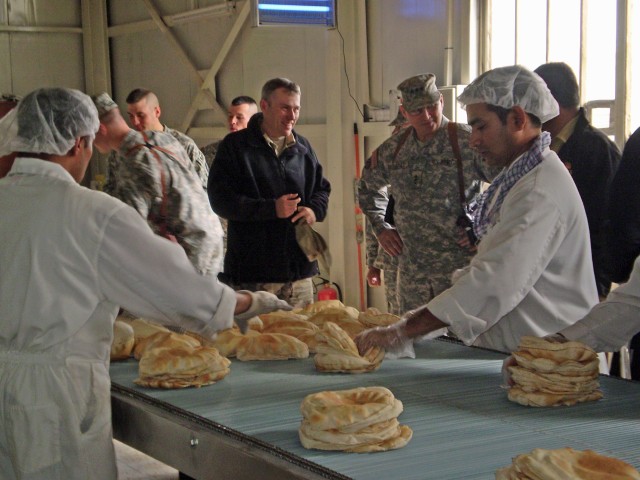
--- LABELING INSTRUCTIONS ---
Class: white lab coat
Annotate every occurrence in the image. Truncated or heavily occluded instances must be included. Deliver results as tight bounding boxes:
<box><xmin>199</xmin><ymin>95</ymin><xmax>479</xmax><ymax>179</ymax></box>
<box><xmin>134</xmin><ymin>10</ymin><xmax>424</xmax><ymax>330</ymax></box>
<box><xmin>428</xmin><ymin>150</ymin><xmax>599</xmax><ymax>353</ymax></box>
<box><xmin>561</xmin><ymin>255</ymin><xmax>640</xmax><ymax>352</ymax></box>
<box><xmin>0</xmin><ymin>158</ymin><xmax>236</xmax><ymax>479</ymax></box>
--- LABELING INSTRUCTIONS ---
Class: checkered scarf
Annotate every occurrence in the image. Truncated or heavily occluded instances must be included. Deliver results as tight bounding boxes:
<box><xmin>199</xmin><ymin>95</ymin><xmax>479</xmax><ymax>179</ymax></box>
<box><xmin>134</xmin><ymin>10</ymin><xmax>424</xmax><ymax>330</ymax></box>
<box><xmin>473</xmin><ymin>132</ymin><xmax>551</xmax><ymax>240</ymax></box>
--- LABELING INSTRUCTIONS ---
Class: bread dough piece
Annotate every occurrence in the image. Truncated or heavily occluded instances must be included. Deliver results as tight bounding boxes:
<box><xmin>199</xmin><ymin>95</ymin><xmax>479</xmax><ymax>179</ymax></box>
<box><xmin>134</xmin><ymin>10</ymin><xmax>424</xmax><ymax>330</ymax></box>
<box><xmin>111</xmin><ymin>320</ymin><xmax>135</xmax><ymax>361</ymax></box>
<box><xmin>496</xmin><ymin>448</ymin><xmax>640</xmax><ymax>480</ymax></box>
<box><xmin>235</xmin><ymin>333</ymin><xmax>309</xmax><ymax>361</ymax></box>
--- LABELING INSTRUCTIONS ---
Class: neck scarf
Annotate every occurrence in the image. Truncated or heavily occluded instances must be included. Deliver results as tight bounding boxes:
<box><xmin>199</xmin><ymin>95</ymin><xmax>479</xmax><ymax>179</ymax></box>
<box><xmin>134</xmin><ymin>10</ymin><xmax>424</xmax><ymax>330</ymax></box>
<box><xmin>473</xmin><ymin>132</ymin><xmax>551</xmax><ymax>240</ymax></box>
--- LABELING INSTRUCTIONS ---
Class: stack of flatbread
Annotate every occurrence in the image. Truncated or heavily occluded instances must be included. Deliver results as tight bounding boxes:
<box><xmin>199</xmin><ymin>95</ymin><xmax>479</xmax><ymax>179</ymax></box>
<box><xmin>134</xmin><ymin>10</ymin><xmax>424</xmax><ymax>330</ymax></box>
<box><xmin>306</xmin><ymin>306</ymin><xmax>366</xmax><ymax>338</ymax></box>
<box><xmin>111</xmin><ymin>320</ymin><xmax>136</xmax><ymax>361</ymax></box>
<box><xmin>507</xmin><ymin>336</ymin><xmax>603</xmax><ymax>407</ymax></box>
<box><xmin>314</xmin><ymin>322</ymin><xmax>384</xmax><ymax>373</ymax></box>
<box><xmin>134</xmin><ymin>331</ymin><xmax>230</xmax><ymax>389</ymax></box>
<box><xmin>299</xmin><ymin>386</ymin><xmax>412</xmax><ymax>453</ymax></box>
<box><xmin>495</xmin><ymin>447</ymin><xmax>640</xmax><ymax>479</ymax></box>
<box><xmin>211</xmin><ymin>325</ymin><xmax>310</xmax><ymax>361</ymax></box>
<box><xmin>250</xmin><ymin>311</ymin><xmax>321</xmax><ymax>352</ymax></box>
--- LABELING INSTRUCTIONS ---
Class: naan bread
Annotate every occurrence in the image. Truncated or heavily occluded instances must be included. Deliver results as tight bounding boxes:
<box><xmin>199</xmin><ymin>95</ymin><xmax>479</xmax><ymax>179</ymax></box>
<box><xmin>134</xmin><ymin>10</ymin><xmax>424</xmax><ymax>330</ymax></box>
<box><xmin>301</xmin><ymin>300</ymin><xmax>346</xmax><ymax>314</ymax></box>
<box><xmin>507</xmin><ymin>336</ymin><xmax>603</xmax><ymax>408</ymax></box>
<box><xmin>211</xmin><ymin>327</ymin><xmax>252</xmax><ymax>358</ymax></box>
<box><xmin>135</xmin><ymin>344</ymin><xmax>230</xmax><ymax>389</ymax></box>
<box><xmin>517</xmin><ymin>336</ymin><xmax>598</xmax><ymax>363</ymax></box>
<box><xmin>507</xmin><ymin>386</ymin><xmax>604</xmax><ymax>407</ymax></box>
<box><xmin>299</xmin><ymin>422</ymin><xmax>412</xmax><ymax>453</ymax></box>
<box><xmin>299</xmin><ymin>386</ymin><xmax>412</xmax><ymax>453</ymax></box>
<box><xmin>111</xmin><ymin>320</ymin><xmax>135</xmax><ymax>361</ymax></box>
<box><xmin>125</xmin><ymin>318</ymin><xmax>171</xmax><ymax>343</ymax></box>
<box><xmin>496</xmin><ymin>448</ymin><xmax>640</xmax><ymax>480</ymax></box>
<box><xmin>133</xmin><ymin>331</ymin><xmax>201</xmax><ymax>360</ymax></box>
<box><xmin>300</xmin><ymin>386</ymin><xmax>400</xmax><ymax>431</ymax></box>
<box><xmin>307</xmin><ymin>307</ymin><xmax>366</xmax><ymax>338</ymax></box>
<box><xmin>358</xmin><ymin>309</ymin><xmax>401</xmax><ymax>328</ymax></box>
<box><xmin>509</xmin><ymin>366</ymin><xmax>600</xmax><ymax>395</ymax></box>
<box><xmin>314</xmin><ymin>322</ymin><xmax>385</xmax><ymax>373</ymax></box>
<box><xmin>235</xmin><ymin>333</ymin><xmax>309</xmax><ymax>361</ymax></box>
<box><xmin>512</xmin><ymin>350</ymin><xmax>599</xmax><ymax>376</ymax></box>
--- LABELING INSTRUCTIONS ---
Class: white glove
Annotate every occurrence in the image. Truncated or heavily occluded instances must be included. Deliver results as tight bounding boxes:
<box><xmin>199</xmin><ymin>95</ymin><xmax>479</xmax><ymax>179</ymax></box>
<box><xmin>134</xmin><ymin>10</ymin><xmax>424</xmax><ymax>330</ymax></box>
<box><xmin>234</xmin><ymin>290</ymin><xmax>293</xmax><ymax>333</ymax></box>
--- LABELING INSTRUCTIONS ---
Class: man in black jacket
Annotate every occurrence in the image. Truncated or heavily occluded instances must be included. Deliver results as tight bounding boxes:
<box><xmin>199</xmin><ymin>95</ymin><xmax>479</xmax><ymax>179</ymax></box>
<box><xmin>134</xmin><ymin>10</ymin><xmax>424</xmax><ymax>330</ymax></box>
<box><xmin>535</xmin><ymin>62</ymin><xmax>621</xmax><ymax>298</ymax></box>
<box><xmin>208</xmin><ymin>78</ymin><xmax>331</xmax><ymax>307</ymax></box>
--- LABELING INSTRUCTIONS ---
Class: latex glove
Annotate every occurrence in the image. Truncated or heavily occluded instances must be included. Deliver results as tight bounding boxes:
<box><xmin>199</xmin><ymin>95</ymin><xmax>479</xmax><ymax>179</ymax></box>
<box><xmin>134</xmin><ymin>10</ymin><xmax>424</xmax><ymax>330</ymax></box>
<box><xmin>234</xmin><ymin>290</ymin><xmax>292</xmax><ymax>333</ymax></box>
<box><xmin>501</xmin><ymin>355</ymin><xmax>517</xmax><ymax>388</ymax></box>
<box><xmin>355</xmin><ymin>318</ymin><xmax>409</xmax><ymax>356</ymax></box>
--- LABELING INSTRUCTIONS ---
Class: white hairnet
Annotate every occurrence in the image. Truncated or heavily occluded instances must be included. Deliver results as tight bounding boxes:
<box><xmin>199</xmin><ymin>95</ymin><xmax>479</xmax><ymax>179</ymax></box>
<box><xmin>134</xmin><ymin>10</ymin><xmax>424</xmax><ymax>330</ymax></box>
<box><xmin>457</xmin><ymin>65</ymin><xmax>559</xmax><ymax>123</ymax></box>
<box><xmin>0</xmin><ymin>87</ymin><xmax>99</xmax><ymax>157</ymax></box>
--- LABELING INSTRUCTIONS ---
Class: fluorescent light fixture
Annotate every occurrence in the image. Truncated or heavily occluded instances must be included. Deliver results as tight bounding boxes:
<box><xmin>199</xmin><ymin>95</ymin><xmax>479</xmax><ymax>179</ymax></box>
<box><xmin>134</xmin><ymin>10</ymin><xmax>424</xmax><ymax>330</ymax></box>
<box><xmin>252</xmin><ymin>0</ymin><xmax>336</xmax><ymax>27</ymax></box>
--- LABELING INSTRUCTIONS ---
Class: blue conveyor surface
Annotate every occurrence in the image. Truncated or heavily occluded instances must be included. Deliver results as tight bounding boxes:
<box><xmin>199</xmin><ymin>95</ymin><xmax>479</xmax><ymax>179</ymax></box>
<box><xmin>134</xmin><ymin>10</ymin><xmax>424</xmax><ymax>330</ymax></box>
<box><xmin>110</xmin><ymin>339</ymin><xmax>640</xmax><ymax>479</ymax></box>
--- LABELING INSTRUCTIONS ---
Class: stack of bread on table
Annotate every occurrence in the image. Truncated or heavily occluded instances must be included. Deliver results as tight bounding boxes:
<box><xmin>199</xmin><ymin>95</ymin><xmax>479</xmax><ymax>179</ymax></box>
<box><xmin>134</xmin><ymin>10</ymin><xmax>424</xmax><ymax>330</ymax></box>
<box><xmin>506</xmin><ymin>336</ymin><xmax>603</xmax><ymax>407</ymax></box>
<box><xmin>299</xmin><ymin>386</ymin><xmax>412</xmax><ymax>453</ymax></box>
<box><xmin>111</xmin><ymin>316</ymin><xmax>230</xmax><ymax>389</ymax></box>
<box><xmin>110</xmin><ymin>302</ymin><xmax>403</xmax><ymax>390</ymax></box>
<box><xmin>495</xmin><ymin>447</ymin><xmax>640</xmax><ymax>479</ymax></box>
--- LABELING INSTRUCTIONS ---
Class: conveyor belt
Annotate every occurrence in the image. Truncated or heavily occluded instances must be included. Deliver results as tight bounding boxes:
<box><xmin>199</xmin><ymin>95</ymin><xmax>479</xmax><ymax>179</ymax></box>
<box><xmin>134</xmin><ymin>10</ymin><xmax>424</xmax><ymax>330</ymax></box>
<box><xmin>110</xmin><ymin>338</ymin><xmax>640</xmax><ymax>479</ymax></box>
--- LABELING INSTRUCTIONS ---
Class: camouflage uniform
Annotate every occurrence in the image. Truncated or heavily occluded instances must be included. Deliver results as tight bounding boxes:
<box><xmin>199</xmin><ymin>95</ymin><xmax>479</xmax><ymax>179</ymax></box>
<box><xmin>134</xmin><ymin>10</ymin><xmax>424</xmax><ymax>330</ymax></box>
<box><xmin>365</xmin><ymin>213</ymin><xmax>399</xmax><ymax>314</ymax></box>
<box><xmin>202</xmin><ymin>140</ymin><xmax>221</xmax><ymax>169</ymax></box>
<box><xmin>359</xmin><ymin>117</ymin><xmax>490</xmax><ymax>311</ymax></box>
<box><xmin>163</xmin><ymin>125</ymin><xmax>209</xmax><ymax>190</ymax></box>
<box><xmin>107</xmin><ymin>129</ymin><xmax>224</xmax><ymax>275</ymax></box>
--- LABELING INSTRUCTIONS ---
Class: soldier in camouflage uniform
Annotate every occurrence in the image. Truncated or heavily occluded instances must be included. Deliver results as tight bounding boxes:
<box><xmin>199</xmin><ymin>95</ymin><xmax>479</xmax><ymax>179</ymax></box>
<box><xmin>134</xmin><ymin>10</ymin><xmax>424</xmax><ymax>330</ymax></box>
<box><xmin>359</xmin><ymin>73</ymin><xmax>493</xmax><ymax>312</ymax></box>
<box><xmin>364</xmin><ymin>111</ymin><xmax>408</xmax><ymax>314</ymax></box>
<box><xmin>92</xmin><ymin>93</ymin><xmax>224</xmax><ymax>276</ymax></box>
<box><xmin>121</xmin><ymin>88</ymin><xmax>209</xmax><ymax>190</ymax></box>
<box><xmin>202</xmin><ymin>95</ymin><xmax>258</xmax><ymax>168</ymax></box>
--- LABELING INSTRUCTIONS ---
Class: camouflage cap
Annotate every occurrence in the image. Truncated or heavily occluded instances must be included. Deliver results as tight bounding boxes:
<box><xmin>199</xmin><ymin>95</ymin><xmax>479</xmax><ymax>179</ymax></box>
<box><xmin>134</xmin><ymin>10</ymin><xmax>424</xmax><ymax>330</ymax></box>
<box><xmin>91</xmin><ymin>92</ymin><xmax>118</xmax><ymax>117</ymax></box>
<box><xmin>397</xmin><ymin>73</ymin><xmax>440</xmax><ymax>111</ymax></box>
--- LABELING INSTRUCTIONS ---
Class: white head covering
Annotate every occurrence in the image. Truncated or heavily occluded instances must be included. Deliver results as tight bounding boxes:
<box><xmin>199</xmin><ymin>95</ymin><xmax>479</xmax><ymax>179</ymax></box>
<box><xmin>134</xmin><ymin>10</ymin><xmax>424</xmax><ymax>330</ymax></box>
<box><xmin>0</xmin><ymin>87</ymin><xmax>99</xmax><ymax>157</ymax></box>
<box><xmin>457</xmin><ymin>65</ymin><xmax>559</xmax><ymax>123</ymax></box>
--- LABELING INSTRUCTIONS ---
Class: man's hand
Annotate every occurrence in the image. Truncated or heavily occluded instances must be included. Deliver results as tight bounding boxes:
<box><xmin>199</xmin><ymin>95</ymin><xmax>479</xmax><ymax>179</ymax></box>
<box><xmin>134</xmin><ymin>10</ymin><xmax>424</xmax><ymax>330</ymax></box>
<box><xmin>275</xmin><ymin>193</ymin><xmax>301</xmax><ymax>219</ymax></box>
<box><xmin>367</xmin><ymin>266</ymin><xmax>382</xmax><ymax>287</ymax></box>
<box><xmin>234</xmin><ymin>290</ymin><xmax>292</xmax><ymax>332</ymax></box>
<box><xmin>377</xmin><ymin>229</ymin><xmax>403</xmax><ymax>256</ymax></box>
<box><xmin>291</xmin><ymin>205</ymin><xmax>316</xmax><ymax>225</ymax></box>
<box><xmin>456</xmin><ymin>230</ymin><xmax>478</xmax><ymax>253</ymax></box>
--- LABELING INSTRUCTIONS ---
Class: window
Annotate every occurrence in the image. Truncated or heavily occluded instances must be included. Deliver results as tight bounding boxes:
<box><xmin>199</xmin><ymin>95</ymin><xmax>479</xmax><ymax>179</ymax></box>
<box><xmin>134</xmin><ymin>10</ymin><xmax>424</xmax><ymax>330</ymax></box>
<box><xmin>484</xmin><ymin>0</ymin><xmax>638</xmax><ymax>144</ymax></box>
<box><xmin>252</xmin><ymin>0</ymin><xmax>336</xmax><ymax>27</ymax></box>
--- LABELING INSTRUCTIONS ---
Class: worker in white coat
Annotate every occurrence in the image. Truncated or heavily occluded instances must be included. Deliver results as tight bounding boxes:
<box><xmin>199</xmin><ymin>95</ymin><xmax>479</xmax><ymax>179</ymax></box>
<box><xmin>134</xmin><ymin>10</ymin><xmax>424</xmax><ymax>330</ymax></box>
<box><xmin>356</xmin><ymin>65</ymin><xmax>598</xmax><ymax>355</ymax></box>
<box><xmin>0</xmin><ymin>87</ymin><xmax>290</xmax><ymax>480</ymax></box>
